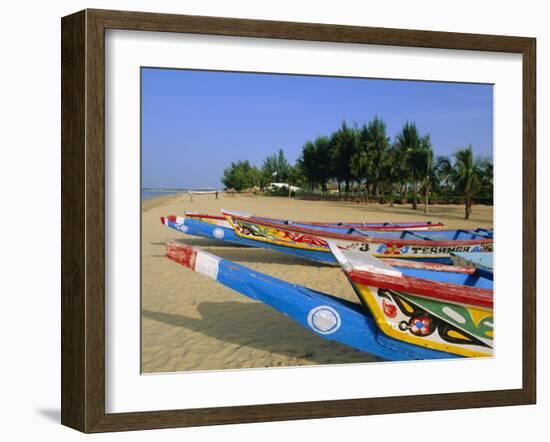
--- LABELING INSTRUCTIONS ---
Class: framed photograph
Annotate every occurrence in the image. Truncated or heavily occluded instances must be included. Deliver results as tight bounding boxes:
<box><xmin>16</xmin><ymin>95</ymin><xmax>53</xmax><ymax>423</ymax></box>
<box><xmin>61</xmin><ymin>9</ymin><xmax>536</xmax><ymax>433</ymax></box>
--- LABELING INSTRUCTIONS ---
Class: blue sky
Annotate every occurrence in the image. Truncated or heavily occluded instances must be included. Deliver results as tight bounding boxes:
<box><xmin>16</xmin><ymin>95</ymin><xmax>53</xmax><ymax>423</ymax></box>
<box><xmin>141</xmin><ymin>68</ymin><xmax>493</xmax><ymax>189</ymax></box>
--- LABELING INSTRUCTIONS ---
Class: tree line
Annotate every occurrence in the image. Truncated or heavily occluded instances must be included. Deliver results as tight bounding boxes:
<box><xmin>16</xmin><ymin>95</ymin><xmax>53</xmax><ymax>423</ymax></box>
<box><xmin>221</xmin><ymin>118</ymin><xmax>492</xmax><ymax>219</ymax></box>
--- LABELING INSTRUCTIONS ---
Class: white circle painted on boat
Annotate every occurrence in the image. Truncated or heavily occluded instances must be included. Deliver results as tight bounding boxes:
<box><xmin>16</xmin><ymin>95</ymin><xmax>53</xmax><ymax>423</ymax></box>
<box><xmin>178</xmin><ymin>224</ymin><xmax>189</xmax><ymax>233</ymax></box>
<box><xmin>307</xmin><ymin>306</ymin><xmax>341</xmax><ymax>335</ymax></box>
<box><xmin>213</xmin><ymin>228</ymin><xmax>225</xmax><ymax>239</ymax></box>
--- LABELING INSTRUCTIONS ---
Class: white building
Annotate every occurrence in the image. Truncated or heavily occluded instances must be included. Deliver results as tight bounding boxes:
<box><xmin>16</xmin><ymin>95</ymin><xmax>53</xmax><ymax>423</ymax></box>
<box><xmin>268</xmin><ymin>182</ymin><xmax>302</xmax><ymax>192</ymax></box>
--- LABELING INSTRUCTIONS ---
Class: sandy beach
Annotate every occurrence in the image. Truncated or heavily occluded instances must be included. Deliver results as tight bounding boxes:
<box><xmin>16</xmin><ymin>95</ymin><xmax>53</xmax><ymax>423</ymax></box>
<box><xmin>141</xmin><ymin>193</ymin><xmax>493</xmax><ymax>373</ymax></box>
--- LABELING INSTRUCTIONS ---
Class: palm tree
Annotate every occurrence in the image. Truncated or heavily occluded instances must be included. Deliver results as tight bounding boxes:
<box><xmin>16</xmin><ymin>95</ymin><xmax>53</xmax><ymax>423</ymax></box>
<box><xmin>298</xmin><ymin>136</ymin><xmax>334</xmax><ymax>193</ymax></box>
<box><xmin>381</xmin><ymin>145</ymin><xmax>403</xmax><ymax>206</ymax></box>
<box><xmin>434</xmin><ymin>155</ymin><xmax>454</xmax><ymax>198</ymax></box>
<box><xmin>313</xmin><ymin>136</ymin><xmax>333</xmax><ymax>193</ymax></box>
<box><xmin>403</xmin><ymin>138</ymin><xmax>433</xmax><ymax>213</ymax></box>
<box><xmin>395</xmin><ymin>122</ymin><xmax>423</xmax><ymax>209</ymax></box>
<box><xmin>418</xmin><ymin>136</ymin><xmax>435</xmax><ymax>214</ymax></box>
<box><xmin>452</xmin><ymin>145</ymin><xmax>480</xmax><ymax>219</ymax></box>
<box><xmin>298</xmin><ymin>141</ymin><xmax>318</xmax><ymax>192</ymax></box>
<box><xmin>387</xmin><ymin>139</ymin><xmax>409</xmax><ymax>203</ymax></box>
<box><xmin>477</xmin><ymin>157</ymin><xmax>494</xmax><ymax>201</ymax></box>
<box><xmin>350</xmin><ymin>146</ymin><xmax>370</xmax><ymax>202</ymax></box>
<box><xmin>330</xmin><ymin>122</ymin><xmax>359</xmax><ymax>195</ymax></box>
<box><xmin>359</xmin><ymin>117</ymin><xmax>390</xmax><ymax>200</ymax></box>
<box><xmin>405</xmin><ymin>147</ymin><xmax>426</xmax><ymax>210</ymax></box>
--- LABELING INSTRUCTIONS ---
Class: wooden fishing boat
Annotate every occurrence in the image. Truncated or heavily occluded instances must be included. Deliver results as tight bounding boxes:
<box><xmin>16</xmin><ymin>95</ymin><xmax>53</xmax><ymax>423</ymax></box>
<box><xmin>165</xmin><ymin>241</ymin><xmax>460</xmax><ymax>360</ymax></box>
<box><xmin>330</xmin><ymin>244</ymin><xmax>493</xmax><ymax>357</ymax></box>
<box><xmin>184</xmin><ymin>211</ymin><xmax>444</xmax><ymax>231</ymax></box>
<box><xmin>161</xmin><ymin>215</ymin><xmax>334</xmax><ymax>264</ymax></box>
<box><xmin>223</xmin><ymin>210</ymin><xmax>493</xmax><ymax>264</ymax></box>
<box><xmin>161</xmin><ymin>214</ymin><xmax>441</xmax><ymax>265</ymax></box>
<box><xmin>162</xmin><ymin>214</ymin><xmax>493</xmax><ymax>265</ymax></box>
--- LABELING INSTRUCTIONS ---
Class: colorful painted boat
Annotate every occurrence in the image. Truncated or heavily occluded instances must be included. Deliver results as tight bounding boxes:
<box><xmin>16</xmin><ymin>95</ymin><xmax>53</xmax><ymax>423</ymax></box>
<box><xmin>165</xmin><ymin>241</ymin><xmax>459</xmax><ymax>360</ymax></box>
<box><xmin>161</xmin><ymin>215</ymin><xmax>334</xmax><ymax>264</ymax></box>
<box><xmin>162</xmin><ymin>214</ymin><xmax>438</xmax><ymax>265</ymax></box>
<box><xmin>223</xmin><ymin>210</ymin><xmax>493</xmax><ymax>264</ymax></box>
<box><xmin>330</xmin><ymin>244</ymin><xmax>493</xmax><ymax>357</ymax></box>
<box><xmin>184</xmin><ymin>211</ymin><xmax>444</xmax><ymax>231</ymax></box>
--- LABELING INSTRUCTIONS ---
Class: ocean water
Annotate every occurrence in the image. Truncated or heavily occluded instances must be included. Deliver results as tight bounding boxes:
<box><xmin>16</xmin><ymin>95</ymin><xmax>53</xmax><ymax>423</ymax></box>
<box><xmin>141</xmin><ymin>189</ymin><xmax>219</xmax><ymax>200</ymax></box>
<box><xmin>141</xmin><ymin>190</ymin><xmax>182</xmax><ymax>200</ymax></box>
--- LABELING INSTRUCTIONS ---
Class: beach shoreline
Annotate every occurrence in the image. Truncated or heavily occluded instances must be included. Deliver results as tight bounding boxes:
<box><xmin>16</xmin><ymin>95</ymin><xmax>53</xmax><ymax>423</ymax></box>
<box><xmin>141</xmin><ymin>193</ymin><xmax>493</xmax><ymax>373</ymax></box>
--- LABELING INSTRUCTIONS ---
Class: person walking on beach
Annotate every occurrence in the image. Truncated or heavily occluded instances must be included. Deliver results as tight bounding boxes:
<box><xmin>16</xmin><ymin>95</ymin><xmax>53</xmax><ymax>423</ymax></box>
<box><xmin>215</xmin><ymin>190</ymin><xmax>219</xmax><ymax>200</ymax></box>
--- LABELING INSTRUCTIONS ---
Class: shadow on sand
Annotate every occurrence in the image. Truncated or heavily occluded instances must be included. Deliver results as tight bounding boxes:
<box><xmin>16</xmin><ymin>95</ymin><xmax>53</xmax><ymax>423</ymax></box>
<box><xmin>203</xmin><ymin>247</ymin><xmax>326</xmax><ymax>266</ymax></box>
<box><xmin>149</xmin><ymin>237</ymin><xmax>247</xmax><ymax>248</ymax></box>
<box><xmin>142</xmin><ymin>302</ymin><xmax>378</xmax><ymax>365</ymax></box>
<box><xmin>150</xmin><ymin>239</ymin><xmax>327</xmax><ymax>266</ymax></box>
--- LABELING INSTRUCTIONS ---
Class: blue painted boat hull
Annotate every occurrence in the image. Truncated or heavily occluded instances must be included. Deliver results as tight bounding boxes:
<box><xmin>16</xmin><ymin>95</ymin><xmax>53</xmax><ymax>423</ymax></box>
<box><xmin>166</xmin><ymin>242</ymin><xmax>458</xmax><ymax>361</ymax></box>
<box><xmin>163</xmin><ymin>217</ymin><xmax>463</xmax><ymax>265</ymax></box>
<box><xmin>163</xmin><ymin>217</ymin><xmax>337</xmax><ymax>264</ymax></box>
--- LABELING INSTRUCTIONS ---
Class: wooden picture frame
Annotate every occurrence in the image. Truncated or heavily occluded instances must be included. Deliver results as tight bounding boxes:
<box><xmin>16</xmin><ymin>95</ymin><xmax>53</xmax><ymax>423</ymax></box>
<box><xmin>61</xmin><ymin>8</ymin><xmax>536</xmax><ymax>433</ymax></box>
